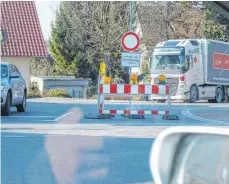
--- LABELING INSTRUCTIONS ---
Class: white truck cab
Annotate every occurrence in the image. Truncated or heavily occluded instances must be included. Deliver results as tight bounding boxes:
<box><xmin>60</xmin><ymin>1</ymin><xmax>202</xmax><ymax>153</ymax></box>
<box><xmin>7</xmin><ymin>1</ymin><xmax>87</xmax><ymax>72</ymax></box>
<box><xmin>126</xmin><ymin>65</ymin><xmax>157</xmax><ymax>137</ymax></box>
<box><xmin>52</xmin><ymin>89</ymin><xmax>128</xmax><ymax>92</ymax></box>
<box><xmin>150</xmin><ymin>39</ymin><xmax>229</xmax><ymax>103</ymax></box>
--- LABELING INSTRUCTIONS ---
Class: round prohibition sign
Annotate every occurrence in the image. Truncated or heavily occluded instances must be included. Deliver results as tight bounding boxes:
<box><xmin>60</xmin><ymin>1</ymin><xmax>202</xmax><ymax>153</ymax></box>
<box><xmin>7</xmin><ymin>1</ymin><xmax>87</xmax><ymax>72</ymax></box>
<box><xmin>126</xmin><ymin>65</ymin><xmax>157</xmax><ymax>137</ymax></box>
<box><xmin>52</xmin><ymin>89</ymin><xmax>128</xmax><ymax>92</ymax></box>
<box><xmin>121</xmin><ymin>32</ymin><xmax>140</xmax><ymax>51</ymax></box>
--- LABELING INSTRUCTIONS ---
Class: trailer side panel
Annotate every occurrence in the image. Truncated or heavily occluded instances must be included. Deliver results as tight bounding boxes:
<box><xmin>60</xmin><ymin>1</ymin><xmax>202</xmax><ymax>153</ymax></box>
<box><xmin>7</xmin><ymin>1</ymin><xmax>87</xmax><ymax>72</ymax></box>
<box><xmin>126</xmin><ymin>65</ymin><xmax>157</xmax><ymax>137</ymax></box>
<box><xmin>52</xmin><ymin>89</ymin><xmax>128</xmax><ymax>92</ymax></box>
<box><xmin>206</xmin><ymin>40</ymin><xmax>229</xmax><ymax>85</ymax></box>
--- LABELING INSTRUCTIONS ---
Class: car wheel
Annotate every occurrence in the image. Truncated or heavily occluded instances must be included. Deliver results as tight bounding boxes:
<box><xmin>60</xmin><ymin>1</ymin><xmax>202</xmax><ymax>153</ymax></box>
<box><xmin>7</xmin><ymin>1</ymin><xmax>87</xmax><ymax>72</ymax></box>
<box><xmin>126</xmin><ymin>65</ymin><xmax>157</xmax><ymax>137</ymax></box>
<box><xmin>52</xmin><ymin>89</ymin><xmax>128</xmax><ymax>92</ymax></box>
<box><xmin>208</xmin><ymin>99</ymin><xmax>216</xmax><ymax>103</ymax></box>
<box><xmin>16</xmin><ymin>92</ymin><xmax>26</xmax><ymax>112</ymax></box>
<box><xmin>1</xmin><ymin>92</ymin><xmax>11</xmax><ymax>116</ymax></box>
<box><xmin>215</xmin><ymin>87</ymin><xmax>223</xmax><ymax>103</ymax></box>
<box><xmin>189</xmin><ymin>85</ymin><xmax>198</xmax><ymax>103</ymax></box>
<box><xmin>156</xmin><ymin>99</ymin><xmax>166</xmax><ymax>103</ymax></box>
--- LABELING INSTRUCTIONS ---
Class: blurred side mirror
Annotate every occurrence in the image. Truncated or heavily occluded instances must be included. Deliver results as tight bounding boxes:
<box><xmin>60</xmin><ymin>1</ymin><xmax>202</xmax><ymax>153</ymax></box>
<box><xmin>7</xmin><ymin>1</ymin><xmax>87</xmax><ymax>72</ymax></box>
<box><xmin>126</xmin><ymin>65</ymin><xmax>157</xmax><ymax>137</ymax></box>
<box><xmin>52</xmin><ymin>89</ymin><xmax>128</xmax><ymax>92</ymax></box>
<box><xmin>149</xmin><ymin>58</ymin><xmax>152</xmax><ymax>70</ymax></box>
<box><xmin>10</xmin><ymin>72</ymin><xmax>20</xmax><ymax>78</ymax></box>
<box><xmin>150</xmin><ymin>127</ymin><xmax>229</xmax><ymax>184</ymax></box>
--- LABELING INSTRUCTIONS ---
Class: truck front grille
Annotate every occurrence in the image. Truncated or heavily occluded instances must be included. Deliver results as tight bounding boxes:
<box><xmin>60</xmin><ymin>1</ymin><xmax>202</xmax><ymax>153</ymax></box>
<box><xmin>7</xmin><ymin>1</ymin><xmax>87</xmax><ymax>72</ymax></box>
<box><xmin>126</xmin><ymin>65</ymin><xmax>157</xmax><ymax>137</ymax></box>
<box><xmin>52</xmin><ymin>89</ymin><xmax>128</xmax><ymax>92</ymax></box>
<box><xmin>152</xmin><ymin>77</ymin><xmax>179</xmax><ymax>96</ymax></box>
<box><xmin>167</xmin><ymin>78</ymin><xmax>179</xmax><ymax>84</ymax></box>
<box><xmin>167</xmin><ymin>78</ymin><xmax>179</xmax><ymax>95</ymax></box>
<box><xmin>169</xmin><ymin>84</ymin><xmax>179</xmax><ymax>95</ymax></box>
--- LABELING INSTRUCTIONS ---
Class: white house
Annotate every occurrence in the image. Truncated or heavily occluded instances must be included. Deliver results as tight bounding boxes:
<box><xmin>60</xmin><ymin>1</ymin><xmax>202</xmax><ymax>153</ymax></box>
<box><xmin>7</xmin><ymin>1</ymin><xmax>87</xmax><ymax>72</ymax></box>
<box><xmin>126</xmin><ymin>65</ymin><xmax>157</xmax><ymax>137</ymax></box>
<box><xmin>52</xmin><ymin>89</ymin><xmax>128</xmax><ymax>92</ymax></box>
<box><xmin>1</xmin><ymin>1</ymin><xmax>47</xmax><ymax>88</ymax></box>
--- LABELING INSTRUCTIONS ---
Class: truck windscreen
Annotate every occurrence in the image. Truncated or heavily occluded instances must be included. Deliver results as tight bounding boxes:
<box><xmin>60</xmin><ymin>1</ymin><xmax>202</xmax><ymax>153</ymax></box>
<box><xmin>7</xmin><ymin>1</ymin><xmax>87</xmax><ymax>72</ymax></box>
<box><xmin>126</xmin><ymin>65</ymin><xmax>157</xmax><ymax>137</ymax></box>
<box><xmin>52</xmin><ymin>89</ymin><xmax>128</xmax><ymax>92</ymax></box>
<box><xmin>150</xmin><ymin>47</ymin><xmax>188</xmax><ymax>74</ymax></box>
<box><xmin>152</xmin><ymin>47</ymin><xmax>185</xmax><ymax>69</ymax></box>
<box><xmin>151</xmin><ymin>55</ymin><xmax>185</xmax><ymax>69</ymax></box>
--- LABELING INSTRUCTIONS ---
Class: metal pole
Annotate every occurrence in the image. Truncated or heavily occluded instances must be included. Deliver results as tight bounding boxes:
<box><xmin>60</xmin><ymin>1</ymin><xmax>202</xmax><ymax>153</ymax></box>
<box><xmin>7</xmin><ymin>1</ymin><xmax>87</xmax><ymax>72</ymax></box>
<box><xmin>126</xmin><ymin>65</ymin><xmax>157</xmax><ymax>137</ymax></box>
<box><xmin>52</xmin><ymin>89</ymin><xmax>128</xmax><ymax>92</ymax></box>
<box><xmin>168</xmin><ymin>84</ymin><xmax>171</xmax><ymax>112</ymax></box>
<box><xmin>128</xmin><ymin>1</ymin><xmax>133</xmax><ymax>111</ymax></box>
<box><xmin>129</xmin><ymin>1</ymin><xmax>133</xmax><ymax>32</ymax></box>
<box><xmin>97</xmin><ymin>74</ymin><xmax>100</xmax><ymax>114</ymax></box>
<box><xmin>129</xmin><ymin>67</ymin><xmax>131</xmax><ymax>111</ymax></box>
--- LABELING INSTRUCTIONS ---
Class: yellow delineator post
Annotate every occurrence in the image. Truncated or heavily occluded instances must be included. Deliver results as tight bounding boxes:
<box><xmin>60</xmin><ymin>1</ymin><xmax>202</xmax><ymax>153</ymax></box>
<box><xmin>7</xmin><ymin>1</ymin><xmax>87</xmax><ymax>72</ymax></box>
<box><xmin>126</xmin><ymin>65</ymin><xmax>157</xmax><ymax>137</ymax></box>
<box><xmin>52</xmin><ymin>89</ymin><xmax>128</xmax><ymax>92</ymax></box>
<box><xmin>97</xmin><ymin>62</ymin><xmax>106</xmax><ymax>114</ymax></box>
<box><xmin>128</xmin><ymin>73</ymin><xmax>139</xmax><ymax>113</ymax></box>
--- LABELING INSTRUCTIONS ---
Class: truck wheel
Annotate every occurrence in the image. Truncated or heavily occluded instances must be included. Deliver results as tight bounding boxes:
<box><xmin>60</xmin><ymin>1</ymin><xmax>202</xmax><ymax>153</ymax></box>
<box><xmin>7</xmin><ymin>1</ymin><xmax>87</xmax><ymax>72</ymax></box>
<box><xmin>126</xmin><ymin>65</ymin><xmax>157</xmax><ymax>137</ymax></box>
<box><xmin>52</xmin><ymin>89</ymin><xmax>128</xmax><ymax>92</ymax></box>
<box><xmin>215</xmin><ymin>87</ymin><xmax>223</xmax><ymax>103</ymax></box>
<box><xmin>189</xmin><ymin>85</ymin><xmax>198</xmax><ymax>103</ymax></box>
<box><xmin>16</xmin><ymin>92</ymin><xmax>26</xmax><ymax>112</ymax></box>
<box><xmin>1</xmin><ymin>93</ymin><xmax>11</xmax><ymax>116</ymax></box>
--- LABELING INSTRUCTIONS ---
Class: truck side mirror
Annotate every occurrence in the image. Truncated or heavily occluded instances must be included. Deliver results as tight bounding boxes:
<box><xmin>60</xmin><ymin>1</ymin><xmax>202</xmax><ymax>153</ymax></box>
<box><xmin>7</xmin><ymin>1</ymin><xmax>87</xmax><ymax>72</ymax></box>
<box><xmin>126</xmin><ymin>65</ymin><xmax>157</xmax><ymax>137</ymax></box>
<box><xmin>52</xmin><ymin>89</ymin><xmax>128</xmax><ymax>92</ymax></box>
<box><xmin>149</xmin><ymin>58</ymin><xmax>152</xmax><ymax>70</ymax></box>
<box><xmin>10</xmin><ymin>72</ymin><xmax>20</xmax><ymax>78</ymax></box>
<box><xmin>185</xmin><ymin>57</ymin><xmax>190</xmax><ymax>70</ymax></box>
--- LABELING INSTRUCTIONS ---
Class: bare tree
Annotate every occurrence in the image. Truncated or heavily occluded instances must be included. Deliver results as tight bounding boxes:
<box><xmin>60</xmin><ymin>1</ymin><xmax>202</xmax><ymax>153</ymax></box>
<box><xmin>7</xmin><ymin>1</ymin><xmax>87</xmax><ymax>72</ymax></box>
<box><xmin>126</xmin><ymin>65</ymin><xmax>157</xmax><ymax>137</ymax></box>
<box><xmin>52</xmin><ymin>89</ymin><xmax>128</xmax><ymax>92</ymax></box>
<box><xmin>137</xmin><ymin>1</ymin><xmax>204</xmax><ymax>51</ymax></box>
<box><xmin>59</xmin><ymin>1</ymin><xmax>132</xmax><ymax>76</ymax></box>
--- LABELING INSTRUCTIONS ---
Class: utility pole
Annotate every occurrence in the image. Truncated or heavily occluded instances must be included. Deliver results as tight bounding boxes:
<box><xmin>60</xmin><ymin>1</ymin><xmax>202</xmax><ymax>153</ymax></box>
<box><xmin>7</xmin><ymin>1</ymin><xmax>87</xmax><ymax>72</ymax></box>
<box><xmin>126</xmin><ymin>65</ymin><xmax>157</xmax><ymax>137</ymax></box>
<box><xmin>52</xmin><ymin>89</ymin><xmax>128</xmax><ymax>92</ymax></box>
<box><xmin>129</xmin><ymin>1</ymin><xmax>133</xmax><ymax>32</ymax></box>
<box><xmin>128</xmin><ymin>1</ymin><xmax>133</xmax><ymax>77</ymax></box>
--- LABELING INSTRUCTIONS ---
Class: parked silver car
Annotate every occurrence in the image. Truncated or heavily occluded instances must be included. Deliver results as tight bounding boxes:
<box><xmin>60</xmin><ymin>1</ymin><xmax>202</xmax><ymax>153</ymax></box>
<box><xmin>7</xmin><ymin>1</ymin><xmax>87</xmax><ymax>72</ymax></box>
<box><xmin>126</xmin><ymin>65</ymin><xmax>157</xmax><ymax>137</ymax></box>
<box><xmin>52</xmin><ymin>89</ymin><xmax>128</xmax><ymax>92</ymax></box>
<box><xmin>1</xmin><ymin>62</ymin><xmax>27</xmax><ymax>116</ymax></box>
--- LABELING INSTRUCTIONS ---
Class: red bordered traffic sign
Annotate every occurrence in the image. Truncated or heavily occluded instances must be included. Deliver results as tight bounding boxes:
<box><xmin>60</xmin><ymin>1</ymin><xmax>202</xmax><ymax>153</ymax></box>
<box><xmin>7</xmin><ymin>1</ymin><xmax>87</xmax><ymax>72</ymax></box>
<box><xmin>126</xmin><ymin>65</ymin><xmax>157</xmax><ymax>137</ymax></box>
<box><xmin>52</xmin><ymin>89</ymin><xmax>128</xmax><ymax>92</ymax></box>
<box><xmin>121</xmin><ymin>32</ymin><xmax>140</xmax><ymax>52</ymax></box>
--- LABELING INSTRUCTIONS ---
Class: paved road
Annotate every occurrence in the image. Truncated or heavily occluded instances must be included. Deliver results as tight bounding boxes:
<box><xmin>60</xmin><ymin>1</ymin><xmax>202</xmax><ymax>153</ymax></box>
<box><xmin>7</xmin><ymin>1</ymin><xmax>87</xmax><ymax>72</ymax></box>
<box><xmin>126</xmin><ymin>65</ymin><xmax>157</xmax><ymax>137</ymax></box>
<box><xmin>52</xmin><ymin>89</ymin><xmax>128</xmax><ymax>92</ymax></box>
<box><xmin>1</xmin><ymin>99</ymin><xmax>229</xmax><ymax>184</ymax></box>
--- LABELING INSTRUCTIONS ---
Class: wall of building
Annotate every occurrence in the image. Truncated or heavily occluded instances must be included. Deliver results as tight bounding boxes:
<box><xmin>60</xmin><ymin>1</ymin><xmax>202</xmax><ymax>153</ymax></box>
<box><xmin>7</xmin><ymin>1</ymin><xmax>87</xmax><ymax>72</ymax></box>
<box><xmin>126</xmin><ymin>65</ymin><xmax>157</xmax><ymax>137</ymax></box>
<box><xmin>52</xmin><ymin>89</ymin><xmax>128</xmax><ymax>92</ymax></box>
<box><xmin>30</xmin><ymin>76</ymin><xmax>89</xmax><ymax>98</ymax></box>
<box><xmin>1</xmin><ymin>57</ymin><xmax>30</xmax><ymax>89</ymax></box>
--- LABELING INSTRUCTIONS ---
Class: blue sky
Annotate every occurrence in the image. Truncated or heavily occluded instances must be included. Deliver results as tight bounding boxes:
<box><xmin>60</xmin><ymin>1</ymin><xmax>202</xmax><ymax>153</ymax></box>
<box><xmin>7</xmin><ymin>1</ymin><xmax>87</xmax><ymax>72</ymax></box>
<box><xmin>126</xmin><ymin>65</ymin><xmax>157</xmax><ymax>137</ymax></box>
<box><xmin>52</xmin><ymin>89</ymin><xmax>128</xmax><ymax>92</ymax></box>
<box><xmin>35</xmin><ymin>1</ymin><xmax>60</xmax><ymax>40</ymax></box>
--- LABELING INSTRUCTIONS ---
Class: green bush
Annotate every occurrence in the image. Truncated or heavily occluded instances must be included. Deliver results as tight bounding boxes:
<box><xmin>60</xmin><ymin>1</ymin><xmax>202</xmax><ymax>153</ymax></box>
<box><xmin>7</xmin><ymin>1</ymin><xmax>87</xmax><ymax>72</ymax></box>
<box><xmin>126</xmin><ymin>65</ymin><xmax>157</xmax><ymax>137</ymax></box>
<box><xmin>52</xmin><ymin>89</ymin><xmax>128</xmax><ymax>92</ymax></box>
<box><xmin>90</xmin><ymin>95</ymin><xmax>98</xmax><ymax>99</ymax></box>
<box><xmin>27</xmin><ymin>91</ymin><xmax>41</xmax><ymax>98</ymax></box>
<box><xmin>28</xmin><ymin>82</ymin><xmax>41</xmax><ymax>98</ymax></box>
<box><xmin>43</xmin><ymin>89</ymin><xmax>72</xmax><ymax>98</ymax></box>
<box><xmin>86</xmin><ymin>83</ymin><xmax>97</xmax><ymax>98</ymax></box>
<box><xmin>113</xmin><ymin>77</ymin><xmax>125</xmax><ymax>84</ymax></box>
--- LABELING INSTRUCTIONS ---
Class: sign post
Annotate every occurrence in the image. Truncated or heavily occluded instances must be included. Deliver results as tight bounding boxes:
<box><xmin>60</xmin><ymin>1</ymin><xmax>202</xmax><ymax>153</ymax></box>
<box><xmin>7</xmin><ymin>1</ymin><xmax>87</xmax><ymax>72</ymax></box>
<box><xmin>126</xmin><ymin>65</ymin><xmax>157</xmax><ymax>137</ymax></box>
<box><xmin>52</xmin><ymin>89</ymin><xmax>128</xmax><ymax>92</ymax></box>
<box><xmin>121</xmin><ymin>32</ymin><xmax>140</xmax><ymax>77</ymax></box>
<box><xmin>121</xmin><ymin>52</ymin><xmax>140</xmax><ymax>67</ymax></box>
<box><xmin>121</xmin><ymin>31</ymin><xmax>140</xmax><ymax>112</ymax></box>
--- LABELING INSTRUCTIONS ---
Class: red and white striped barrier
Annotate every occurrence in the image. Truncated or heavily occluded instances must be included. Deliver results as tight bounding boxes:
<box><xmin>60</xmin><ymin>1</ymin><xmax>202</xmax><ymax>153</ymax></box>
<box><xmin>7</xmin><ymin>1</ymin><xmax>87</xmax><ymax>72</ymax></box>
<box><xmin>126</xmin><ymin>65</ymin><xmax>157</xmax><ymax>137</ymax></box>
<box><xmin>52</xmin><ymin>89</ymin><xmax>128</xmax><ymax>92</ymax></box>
<box><xmin>98</xmin><ymin>74</ymin><xmax>105</xmax><ymax>112</ymax></box>
<box><xmin>99</xmin><ymin>109</ymin><xmax>169</xmax><ymax>115</ymax></box>
<box><xmin>97</xmin><ymin>83</ymin><xmax>171</xmax><ymax>116</ymax></box>
<box><xmin>99</xmin><ymin>84</ymin><xmax>169</xmax><ymax>95</ymax></box>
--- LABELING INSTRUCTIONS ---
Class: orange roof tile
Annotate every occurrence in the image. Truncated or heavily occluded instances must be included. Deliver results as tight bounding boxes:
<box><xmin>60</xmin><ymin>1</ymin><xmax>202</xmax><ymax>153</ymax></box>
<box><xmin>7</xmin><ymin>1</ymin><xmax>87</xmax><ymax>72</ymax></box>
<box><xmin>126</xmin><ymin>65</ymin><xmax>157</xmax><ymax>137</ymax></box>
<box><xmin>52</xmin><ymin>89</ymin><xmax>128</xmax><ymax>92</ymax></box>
<box><xmin>1</xmin><ymin>1</ymin><xmax>47</xmax><ymax>57</ymax></box>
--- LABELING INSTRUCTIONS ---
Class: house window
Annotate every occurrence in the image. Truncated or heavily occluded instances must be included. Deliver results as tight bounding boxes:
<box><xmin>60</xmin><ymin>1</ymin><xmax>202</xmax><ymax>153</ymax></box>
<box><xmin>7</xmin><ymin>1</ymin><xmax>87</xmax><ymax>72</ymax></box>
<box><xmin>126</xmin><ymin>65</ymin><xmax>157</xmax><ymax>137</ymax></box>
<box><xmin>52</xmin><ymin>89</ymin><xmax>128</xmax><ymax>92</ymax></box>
<box><xmin>0</xmin><ymin>30</ymin><xmax>3</xmax><ymax>43</ymax></box>
<box><xmin>0</xmin><ymin>30</ymin><xmax>8</xmax><ymax>44</ymax></box>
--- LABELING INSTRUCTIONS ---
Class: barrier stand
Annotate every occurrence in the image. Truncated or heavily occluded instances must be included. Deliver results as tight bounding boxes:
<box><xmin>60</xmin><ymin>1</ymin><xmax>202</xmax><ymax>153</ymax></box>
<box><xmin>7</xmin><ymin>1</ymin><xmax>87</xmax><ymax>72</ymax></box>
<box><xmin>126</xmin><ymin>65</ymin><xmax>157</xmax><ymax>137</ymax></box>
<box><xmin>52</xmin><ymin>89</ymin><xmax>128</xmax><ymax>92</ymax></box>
<box><xmin>162</xmin><ymin>84</ymin><xmax>179</xmax><ymax>120</ymax></box>
<box><xmin>85</xmin><ymin>62</ymin><xmax>114</xmax><ymax>119</ymax></box>
<box><xmin>85</xmin><ymin>65</ymin><xmax>179</xmax><ymax>120</ymax></box>
<box><xmin>128</xmin><ymin>74</ymin><xmax>144</xmax><ymax>119</ymax></box>
<box><xmin>156</xmin><ymin>75</ymin><xmax>179</xmax><ymax>120</ymax></box>
<box><xmin>98</xmin><ymin>83</ymin><xmax>172</xmax><ymax>119</ymax></box>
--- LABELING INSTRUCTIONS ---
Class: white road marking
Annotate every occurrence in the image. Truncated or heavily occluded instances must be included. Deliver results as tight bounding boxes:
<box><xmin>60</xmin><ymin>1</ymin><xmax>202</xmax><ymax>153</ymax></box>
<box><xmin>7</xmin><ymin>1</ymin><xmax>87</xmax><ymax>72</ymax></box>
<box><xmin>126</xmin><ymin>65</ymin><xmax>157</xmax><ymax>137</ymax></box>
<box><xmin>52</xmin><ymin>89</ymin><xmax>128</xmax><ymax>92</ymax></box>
<box><xmin>210</xmin><ymin>105</ymin><xmax>229</xmax><ymax>108</ymax></box>
<box><xmin>1</xmin><ymin>123</ymin><xmax>170</xmax><ymax>138</ymax></box>
<box><xmin>1</xmin><ymin>135</ymin><xmax>27</xmax><ymax>138</ymax></box>
<box><xmin>133</xmin><ymin>182</ymin><xmax>154</xmax><ymax>184</ymax></box>
<box><xmin>1</xmin><ymin>124</ymin><xmax>113</xmax><ymax>129</ymax></box>
<box><xmin>1</xmin><ymin>116</ymin><xmax>57</xmax><ymax>118</ymax></box>
<box><xmin>42</xmin><ymin>120</ymin><xmax>57</xmax><ymax>122</ymax></box>
<box><xmin>54</xmin><ymin>112</ymin><xmax>73</xmax><ymax>121</ymax></box>
<box><xmin>181</xmin><ymin>108</ymin><xmax>228</xmax><ymax>125</ymax></box>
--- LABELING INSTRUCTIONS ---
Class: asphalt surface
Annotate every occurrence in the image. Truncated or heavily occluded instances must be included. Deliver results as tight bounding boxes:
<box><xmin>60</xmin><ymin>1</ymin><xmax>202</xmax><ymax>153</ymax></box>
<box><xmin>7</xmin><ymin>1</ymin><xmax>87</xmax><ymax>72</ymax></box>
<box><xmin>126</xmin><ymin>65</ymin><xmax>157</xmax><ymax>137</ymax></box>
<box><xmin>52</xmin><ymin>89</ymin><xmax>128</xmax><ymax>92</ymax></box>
<box><xmin>1</xmin><ymin>99</ymin><xmax>229</xmax><ymax>184</ymax></box>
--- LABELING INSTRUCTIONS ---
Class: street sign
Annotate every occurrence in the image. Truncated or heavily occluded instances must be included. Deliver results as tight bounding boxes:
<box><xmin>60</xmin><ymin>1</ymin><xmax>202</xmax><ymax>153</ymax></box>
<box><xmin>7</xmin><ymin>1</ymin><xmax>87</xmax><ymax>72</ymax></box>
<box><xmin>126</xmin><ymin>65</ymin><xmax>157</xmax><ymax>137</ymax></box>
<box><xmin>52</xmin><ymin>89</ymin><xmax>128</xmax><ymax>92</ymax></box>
<box><xmin>121</xmin><ymin>32</ymin><xmax>140</xmax><ymax>51</ymax></box>
<box><xmin>121</xmin><ymin>52</ymin><xmax>141</xmax><ymax>67</ymax></box>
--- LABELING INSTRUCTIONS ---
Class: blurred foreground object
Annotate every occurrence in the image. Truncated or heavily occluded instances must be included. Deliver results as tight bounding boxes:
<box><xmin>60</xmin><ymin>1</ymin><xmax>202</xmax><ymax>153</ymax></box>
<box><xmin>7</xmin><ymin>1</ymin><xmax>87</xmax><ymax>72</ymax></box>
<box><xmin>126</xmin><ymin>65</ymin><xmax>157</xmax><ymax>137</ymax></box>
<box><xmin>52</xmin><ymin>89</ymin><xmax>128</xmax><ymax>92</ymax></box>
<box><xmin>150</xmin><ymin>126</ymin><xmax>229</xmax><ymax>184</ymax></box>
